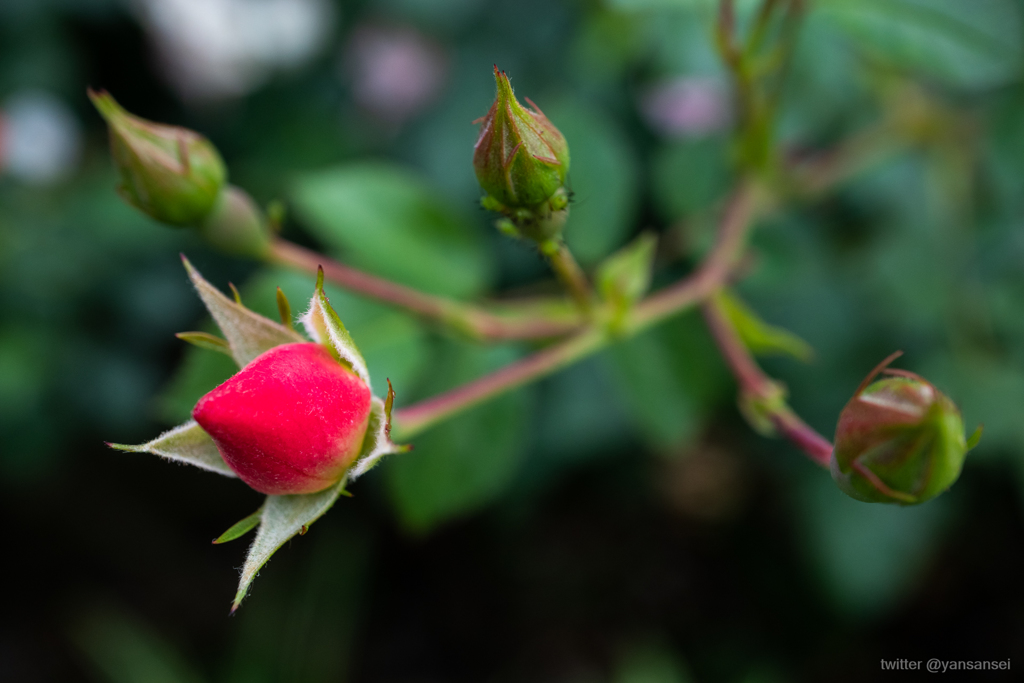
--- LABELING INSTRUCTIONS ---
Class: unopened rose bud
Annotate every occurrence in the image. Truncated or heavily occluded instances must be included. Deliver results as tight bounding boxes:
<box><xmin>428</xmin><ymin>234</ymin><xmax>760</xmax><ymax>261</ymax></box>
<box><xmin>831</xmin><ymin>352</ymin><xmax>981</xmax><ymax>505</ymax></box>
<box><xmin>193</xmin><ymin>342</ymin><xmax>372</xmax><ymax>495</ymax></box>
<box><xmin>473</xmin><ymin>67</ymin><xmax>569</xmax><ymax>240</ymax></box>
<box><xmin>89</xmin><ymin>89</ymin><xmax>226</xmax><ymax>226</ymax></box>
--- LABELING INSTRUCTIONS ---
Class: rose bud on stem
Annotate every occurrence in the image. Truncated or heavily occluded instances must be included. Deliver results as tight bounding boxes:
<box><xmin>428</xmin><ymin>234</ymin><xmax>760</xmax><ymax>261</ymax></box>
<box><xmin>831</xmin><ymin>351</ymin><xmax>982</xmax><ymax>505</ymax></box>
<box><xmin>89</xmin><ymin>90</ymin><xmax>271</xmax><ymax>257</ymax></box>
<box><xmin>193</xmin><ymin>342</ymin><xmax>373</xmax><ymax>495</ymax></box>
<box><xmin>473</xmin><ymin>66</ymin><xmax>570</xmax><ymax>242</ymax></box>
<box><xmin>473</xmin><ymin>67</ymin><xmax>592</xmax><ymax>312</ymax></box>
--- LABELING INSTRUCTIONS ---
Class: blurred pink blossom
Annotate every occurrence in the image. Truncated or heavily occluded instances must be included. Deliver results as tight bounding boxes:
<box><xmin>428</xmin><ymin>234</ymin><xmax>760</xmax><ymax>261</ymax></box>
<box><xmin>344</xmin><ymin>25</ymin><xmax>447</xmax><ymax>125</ymax></box>
<box><xmin>640</xmin><ymin>77</ymin><xmax>732</xmax><ymax>139</ymax></box>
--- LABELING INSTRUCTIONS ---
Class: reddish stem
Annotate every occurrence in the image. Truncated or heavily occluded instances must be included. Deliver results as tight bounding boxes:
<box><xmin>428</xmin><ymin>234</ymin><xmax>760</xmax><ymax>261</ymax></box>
<box><xmin>269</xmin><ymin>238</ymin><xmax>582</xmax><ymax>341</ymax></box>
<box><xmin>702</xmin><ymin>295</ymin><xmax>833</xmax><ymax>467</ymax></box>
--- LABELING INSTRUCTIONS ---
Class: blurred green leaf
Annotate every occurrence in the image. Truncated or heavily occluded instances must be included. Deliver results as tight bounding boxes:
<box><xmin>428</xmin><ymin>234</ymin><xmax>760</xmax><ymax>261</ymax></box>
<box><xmin>546</xmin><ymin>99</ymin><xmax>641</xmax><ymax>265</ymax></box>
<box><xmin>652</xmin><ymin>136</ymin><xmax>732</xmax><ymax>223</ymax></box>
<box><xmin>615</xmin><ymin>642</ymin><xmax>694</xmax><ymax>683</ymax></box>
<box><xmin>291</xmin><ymin>162</ymin><xmax>492</xmax><ymax>298</ymax></box>
<box><xmin>795</xmin><ymin>471</ymin><xmax>951</xmax><ymax>618</ymax></box>
<box><xmin>606</xmin><ymin>311</ymin><xmax>730</xmax><ymax>448</ymax></box>
<box><xmin>717</xmin><ymin>290</ymin><xmax>814</xmax><ymax>362</ymax></box>
<box><xmin>225</xmin><ymin>520</ymin><xmax>370</xmax><ymax>683</ymax></box>
<box><xmin>597</xmin><ymin>232</ymin><xmax>658</xmax><ymax>319</ymax></box>
<box><xmin>387</xmin><ymin>340</ymin><xmax>530</xmax><ymax>531</ymax></box>
<box><xmin>70</xmin><ymin>606</ymin><xmax>206</xmax><ymax>683</ymax></box>
<box><xmin>817</xmin><ymin>0</ymin><xmax>1024</xmax><ymax>89</ymax></box>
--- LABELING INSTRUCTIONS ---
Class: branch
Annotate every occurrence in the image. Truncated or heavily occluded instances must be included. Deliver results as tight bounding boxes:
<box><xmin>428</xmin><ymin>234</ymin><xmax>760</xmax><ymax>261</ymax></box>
<box><xmin>393</xmin><ymin>179</ymin><xmax>762</xmax><ymax>439</ymax></box>
<box><xmin>269</xmin><ymin>238</ymin><xmax>583</xmax><ymax>341</ymax></box>
<box><xmin>701</xmin><ymin>295</ymin><xmax>833</xmax><ymax>467</ymax></box>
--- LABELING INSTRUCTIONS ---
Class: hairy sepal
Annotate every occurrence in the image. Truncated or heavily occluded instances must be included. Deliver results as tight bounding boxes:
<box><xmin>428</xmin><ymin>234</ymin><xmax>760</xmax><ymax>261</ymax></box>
<box><xmin>108</xmin><ymin>420</ymin><xmax>235</xmax><ymax>477</ymax></box>
<box><xmin>182</xmin><ymin>256</ymin><xmax>304</xmax><ymax>367</ymax></box>
<box><xmin>231</xmin><ymin>387</ymin><xmax>407</xmax><ymax>610</ymax></box>
<box><xmin>299</xmin><ymin>267</ymin><xmax>370</xmax><ymax>385</ymax></box>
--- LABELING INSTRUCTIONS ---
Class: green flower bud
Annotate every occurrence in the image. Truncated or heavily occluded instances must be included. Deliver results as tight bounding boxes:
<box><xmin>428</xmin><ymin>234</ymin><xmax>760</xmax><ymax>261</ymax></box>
<box><xmin>88</xmin><ymin>89</ymin><xmax>226</xmax><ymax>226</ymax></box>
<box><xmin>473</xmin><ymin>67</ymin><xmax>569</xmax><ymax>212</ymax></box>
<box><xmin>831</xmin><ymin>352</ymin><xmax>981</xmax><ymax>505</ymax></box>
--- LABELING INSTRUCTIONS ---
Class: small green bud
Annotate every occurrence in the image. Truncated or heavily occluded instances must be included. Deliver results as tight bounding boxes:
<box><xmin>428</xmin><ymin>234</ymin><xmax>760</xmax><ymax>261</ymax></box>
<box><xmin>473</xmin><ymin>67</ymin><xmax>569</xmax><ymax>212</ymax></box>
<box><xmin>88</xmin><ymin>89</ymin><xmax>226</xmax><ymax>226</ymax></box>
<box><xmin>831</xmin><ymin>352</ymin><xmax>981</xmax><ymax>505</ymax></box>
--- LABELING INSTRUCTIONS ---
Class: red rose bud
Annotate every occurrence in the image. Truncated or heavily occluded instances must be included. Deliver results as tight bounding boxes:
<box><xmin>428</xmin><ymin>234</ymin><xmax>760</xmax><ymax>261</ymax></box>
<box><xmin>473</xmin><ymin>67</ymin><xmax>569</xmax><ymax>215</ymax></box>
<box><xmin>830</xmin><ymin>352</ymin><xmax>980</xmax><ymax>505</ymax></box>
<box><xmin>89</xmin><ymin>89</ymin><xmax>226</xmax><ymax>226</ymax></box>
<box><xmin>193</xmin><ymin>342</ymin><xmax>372</xmax><ymax>495</ymax></box>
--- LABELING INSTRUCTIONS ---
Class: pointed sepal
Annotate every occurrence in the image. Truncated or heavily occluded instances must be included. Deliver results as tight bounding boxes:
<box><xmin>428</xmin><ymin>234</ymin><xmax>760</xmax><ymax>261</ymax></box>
<box><xmin>349</xmin><ymin>379</ymin><xmax>410</xmax><ymax>479</ymax></box>
<box><xmin>299</xmin><ymin>266</ymin><xmax>370</xmax><ymax>385</ymax></box>
<box><xmin>212</xmin><ymin>505</ymin><xmax>264</xmax><ymax>544</ymax></box>
<box><xmin>108</xmin><ymin>420</ymin><xmax>236</xmax><ymax>477</ymax></box>
<box><xmin>231</xmin><ymin>479</ymin><xmax>349</xmax><ymax>612</ymax></box>
<box><xmin>182</xmin><ymin>256</ymin><xmax>304</xmax><ymax>367</ymax></box>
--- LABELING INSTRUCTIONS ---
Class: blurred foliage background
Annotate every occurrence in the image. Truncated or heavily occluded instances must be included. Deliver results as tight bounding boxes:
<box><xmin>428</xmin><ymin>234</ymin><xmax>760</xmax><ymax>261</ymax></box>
<box><xmin>3</xmin><ymin>0</ymin><xmax>1024</xmax><ymax>681</ymax></box>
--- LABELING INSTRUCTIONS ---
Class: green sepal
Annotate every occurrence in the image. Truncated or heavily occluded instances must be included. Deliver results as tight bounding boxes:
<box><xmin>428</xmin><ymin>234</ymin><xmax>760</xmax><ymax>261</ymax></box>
<box><xmin>276</xmin><ymin>287</ymin><xmax>293</xmax><ymax>329</ymax></box>
<box><xmin>232</xmin><ymin>479</ymin><xmax>349</xmax><ymax>612</ymax></box>
<box><xmin>596</xmin><ymin>232</ymin><xmax>657</xmax><ymax>329</ymax></box>
<box><xmin>175</xmin><ymin>331</ymin><xmax>232</xmax><ymax>357</ymax></box>
<box><xmin>966</xmin><ymin>424</ymin><xmax>983</xmax><ymax>450</ymax></box>
<box><xmin>182</xmin><ymin>256</ymin><xmax>304</xmax><ymax>368</ymax></box>
<box><xmin>108</xmin><ymin>420</ymin><xmax>235</xmax><ymax>477</ymax></box>
<box><xmin>212</xmin><ymin>506</ymin><xmax>264</xmax><ymax>544</ymax></box>
<box><xmin>231</xmin><ymin>388</ymin><xmax>407</xmax><ymax>611</ymax></box>
<box><xmin>299</xmin><ymin>266</ymin><xmax>370</xmax><ymax>385</ymax></box>
<box><xmin>716</xmin><ymin>289</ymin><xmax>814</xmax><ymax>362</ymax></box>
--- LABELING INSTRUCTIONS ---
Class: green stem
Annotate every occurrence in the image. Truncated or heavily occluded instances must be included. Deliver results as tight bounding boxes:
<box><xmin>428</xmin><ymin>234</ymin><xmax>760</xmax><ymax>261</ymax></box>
<box><xmin>393</xmin><ymin>179</ymin><xmax>761</xmax><ymax>439</ymax></box>
<box><xmin>268</xmin><ymin>238</ymin><xmax>583</xmax><ymax>341</ymax></box>
<box><xmin>541</xmin><ymin>239</ymin><xmax>594</xmax><ymax>315</ymax></box>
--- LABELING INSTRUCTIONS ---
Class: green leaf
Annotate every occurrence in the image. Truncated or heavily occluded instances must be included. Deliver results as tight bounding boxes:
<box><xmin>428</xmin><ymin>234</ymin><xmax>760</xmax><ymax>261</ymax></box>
<box><xmin>213</xmin><ymin>506</ymin><xmax>264</xmax><ymax>545</ymax></box>
<box><xmin>716</xmin><ymin>290</ymin><xmax>814</xmax><ymax>362</ymax></box>
<box><xmin>597</xmin><ymin>232</ymin><xmax>658</xmax><ymax>319</ymax></box>
<box><xmin>795</xmin><ymin>470</ymin><xmax>950</xmax><ymax>617</ymax></box>
<box><xmin>546</xmin><ymin>99</ymin><xmax>641</xmax><ymax>265</ymax></box>
<box><xmin>182</xmin><ymin>257</ymin><xmax>304</xmax><ymax>368</ymax></box>
<box><xmin>108</xmin><ymin>420</ymin><xmax>235</xmax><ymax>477</ymax></box>
<box><xmin>70</xmin><ymin>605</ymin><xmax>206</xmax><ymax>683</ymax></box>
<box><xmin>606</xmin><ymin>311</ymin><xmax>730</xmax><ymax>448</ymax></box>
<box><xmin>232</xmin><ymin>480</ymin><xmax>348</xmax><ymax>612</ymax></box>
<box><xmin>299</xmin><ymin>267</ymin><xmax>370</xmax><ymax>385</ymax></box>
<box><xmin>291</xmin><ymin>162</ymin><xmax>491</xmax><ymax>298</ymax></box>
<box><xmin>816</xmin><ymin>0</ymin><xmax>1024</xmax><ymax>89</ymax></box>
<box><xmin>652</xmin><ymin>137</ymin><xmax>732</xmax><ymax>222</ymax></box>
<box><xmin>386</xmin><ymin>341</ymin><xmax>530</xmax><ymax>531</ymax></box>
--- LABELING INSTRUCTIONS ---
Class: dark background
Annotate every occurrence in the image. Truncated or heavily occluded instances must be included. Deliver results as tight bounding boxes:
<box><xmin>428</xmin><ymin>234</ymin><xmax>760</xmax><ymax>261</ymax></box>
<box><xmin>2</xmin><ymin>0</ymin><xmax>1024</xmax><ymax>681</ymax></box>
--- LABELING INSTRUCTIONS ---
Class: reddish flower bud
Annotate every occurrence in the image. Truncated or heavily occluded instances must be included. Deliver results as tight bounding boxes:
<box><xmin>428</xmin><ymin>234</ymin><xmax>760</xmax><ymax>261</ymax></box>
<box><xmin>193</xmin><ymin>342</ymin><xmax>372</xmax><ymax>495</ymax></box>
<box><xmin>473</xmin><ymin>67</ymin><xmax>569</xmax><ymax>211</ymax></box>
<box><xmin>831</xmin><ymin>352</ymin><xmax>980</xmax><ymax>505</ymax></box>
